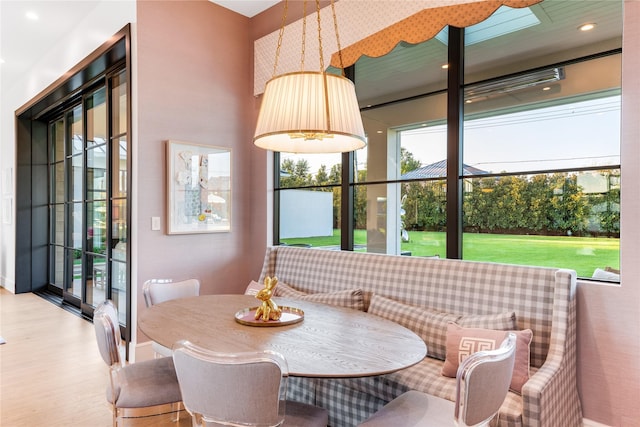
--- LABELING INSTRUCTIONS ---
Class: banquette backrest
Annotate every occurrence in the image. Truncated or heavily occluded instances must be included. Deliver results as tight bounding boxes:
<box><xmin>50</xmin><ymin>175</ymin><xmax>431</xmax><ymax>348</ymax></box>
<box><xmin>258</xmin><ymin>245</ymin><xmax>577</xmax><ymax>369</ymax></box>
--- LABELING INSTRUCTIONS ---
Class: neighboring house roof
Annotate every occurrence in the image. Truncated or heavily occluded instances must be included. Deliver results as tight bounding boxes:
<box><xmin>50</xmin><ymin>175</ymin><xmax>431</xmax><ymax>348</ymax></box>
<box><xmin>400</xmin><ymin>159</ymin><xmax>488</xmax><ymax>179</ymax></box>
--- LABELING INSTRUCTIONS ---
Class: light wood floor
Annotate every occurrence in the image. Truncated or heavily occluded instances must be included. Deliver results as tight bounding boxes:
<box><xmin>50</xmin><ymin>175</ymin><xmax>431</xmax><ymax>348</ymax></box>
<box><xmin>0</xmin><ymin>288</ymin><xmax>190</xmax><ymax>426</ymax></box>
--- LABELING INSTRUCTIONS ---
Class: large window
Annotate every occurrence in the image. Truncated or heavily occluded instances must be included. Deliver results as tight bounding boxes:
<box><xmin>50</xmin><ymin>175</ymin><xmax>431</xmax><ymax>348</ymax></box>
<box><xmin>395</xmin><ymin>86</ymin><xmax>620</xmax><ymax>277</ymax></box>
<box><xmin>278</xmin><ymin>152</ymin><xmax>343</xmax><ymax>248</ymax></box>
<box><xmin>274</xmin><ymin>1</ymin><xmax>622</xmax><ymax>282</ymax></box>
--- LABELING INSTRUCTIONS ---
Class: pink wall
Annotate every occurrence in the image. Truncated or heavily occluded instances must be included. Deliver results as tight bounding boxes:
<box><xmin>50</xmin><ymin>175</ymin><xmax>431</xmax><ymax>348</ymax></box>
<box><xmin>133</xmin><ymin>1</ymin><xmax>640</xmax><ymax>424</ymax></box>
<box><xmin>576</xmin><ymin>2</ymin><xmax>640</xmax><ymax>425</ymax></box>
<box><xmin>135</xmin><ymin>0</ymin><xmax>254</xmax><ymax>339</ymax></box>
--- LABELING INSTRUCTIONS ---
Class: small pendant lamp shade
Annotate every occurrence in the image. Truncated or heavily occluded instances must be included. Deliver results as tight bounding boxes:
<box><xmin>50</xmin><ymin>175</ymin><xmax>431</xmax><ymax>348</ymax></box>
<box><xmin>253</xmin><ymin>71</ymin><xmax>366</xmax><ymax>153</ymax></box>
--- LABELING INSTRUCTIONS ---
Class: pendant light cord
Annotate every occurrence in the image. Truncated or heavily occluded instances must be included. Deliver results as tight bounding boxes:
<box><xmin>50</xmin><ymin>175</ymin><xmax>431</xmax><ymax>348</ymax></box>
<box><xmin>330</xmin><ymin>0</ymin><xmax>346</xmax><ymax>76</ymax></box>
<box><xmin>272</xmin><ymin>0</ymin><xmax>289</xmax><ymax>78</ymax></box>
<box><xmin>315</xmin><ymin>0</ymin><xmax>325</xmax><ymax>72</ymax></box>
<box><xmin>274</xmin><ymin>0</ymin><xmax>345</xmax><ymax>76</ymax></box>
<box><xmin>301</xmin><ymin>1</ymin><xmax>308</xmax><ymax>71</ymax></box>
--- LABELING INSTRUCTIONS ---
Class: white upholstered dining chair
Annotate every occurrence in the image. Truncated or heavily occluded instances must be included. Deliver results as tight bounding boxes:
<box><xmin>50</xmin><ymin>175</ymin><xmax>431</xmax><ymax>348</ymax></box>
<box><xmin>358</xmin><ymin>332</ymin><xmax>517</xmax><ymax>427</ymax></box>
<box><xmin>142</xmin><ymin>278</ymin><xmax>200</xmax><ymax>357</ymax></box>
<box><xmin>172</xmin><ymin>340</ymin><xmax>329</xmax><ymax>427</ymax></box>
<box><xmin>93</xmin><ymin>300</ymin><xmax>182</xmax><ymax>427</ymax></box>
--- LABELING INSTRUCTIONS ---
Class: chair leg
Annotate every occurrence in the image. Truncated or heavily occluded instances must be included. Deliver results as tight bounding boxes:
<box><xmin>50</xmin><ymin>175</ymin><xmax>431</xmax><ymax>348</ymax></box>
<box><xmin>171</xmin><ymin>402</ymin><xmax>181</xmax><ymax>423</ymax></box>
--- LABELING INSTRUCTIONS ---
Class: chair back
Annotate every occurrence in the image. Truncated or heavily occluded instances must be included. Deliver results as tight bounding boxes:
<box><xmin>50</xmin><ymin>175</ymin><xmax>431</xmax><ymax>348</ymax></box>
<box><xmin>455</xmin><ymin>332</ymin><xmax>517</xmax><ymax>427</ymax></box>
<box><xmin>143</xmin><ymin>278</ymin><xmax>200</xmax><ymax>307</ymax></box>
<box><xmin>173</xmin><ymin>340</ymin><xmax>287</xmax><ymax>427</ymax></box>
<box><xmin>93</xmin><ymin>300</ymin><xmax>123</xmax><ymax>368</ymax></box>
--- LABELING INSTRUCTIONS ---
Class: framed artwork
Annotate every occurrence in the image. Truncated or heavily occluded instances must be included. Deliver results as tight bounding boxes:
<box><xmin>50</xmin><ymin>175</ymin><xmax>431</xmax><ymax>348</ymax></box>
<box><xmin>166</xmin><ymin>140</ymin><xmax>231</xmax><ymax>234</ymax></box>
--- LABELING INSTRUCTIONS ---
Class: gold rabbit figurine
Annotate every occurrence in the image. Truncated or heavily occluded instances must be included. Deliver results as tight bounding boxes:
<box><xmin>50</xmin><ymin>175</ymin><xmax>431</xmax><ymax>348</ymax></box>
<box><xmin>254</xmin><ymin>276</ymin><xmax>282</xmax><ymax>321</ymax></box>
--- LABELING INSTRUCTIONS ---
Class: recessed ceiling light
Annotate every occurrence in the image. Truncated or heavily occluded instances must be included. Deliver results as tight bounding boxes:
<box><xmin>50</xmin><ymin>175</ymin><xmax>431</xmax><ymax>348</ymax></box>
<box><xmin>26</xmin><ymin>11</ymin><xmax>39</xmax><ymax>20</ymax></box>
<box><xmin>542</xmin><ymin>86</ymin><xmax>551</xmax><ymax>91</ymax></box>
<box><xmin>441</xmin><ymin>64</ymin><xmax>449</xmax><ymax>69</ymax></box>
<box><xmin>465</xmin><ymin>99</ymin><xmax>473</xmax><ymax>104</ymax></box>
<box><xmin>579</xmin><ymin>23</ymin><xmax>596</xmax><ymax>32</ymax></box>
<box><xmin>376</xmin><ymin>130</ymin><xmax>383</xmax><ymax>134</ymax></box>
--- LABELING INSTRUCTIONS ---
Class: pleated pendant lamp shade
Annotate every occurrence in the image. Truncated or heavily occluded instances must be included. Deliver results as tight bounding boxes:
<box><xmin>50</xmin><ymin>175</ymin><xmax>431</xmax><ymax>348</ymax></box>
<box><xmin>253</xmin><ymin>71</ymin><xmax>366</xmax><ymax>153</ymax></box>
<box><xmin>253</xmin><ymin>0</ymin><xmax>366</xmax><ymax>153</ymax></box>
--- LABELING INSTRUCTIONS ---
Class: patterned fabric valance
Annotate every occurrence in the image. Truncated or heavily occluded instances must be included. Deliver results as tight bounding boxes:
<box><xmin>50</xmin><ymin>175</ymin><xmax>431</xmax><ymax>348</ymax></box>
<box><xmin>329</xmin><ymin>0</ymin><xmax>542</xmax><ymax>69</ymax></box>
<box><xmin>254</xmin><ymin>0</ymin><xmax>543</xmax><ymax>96</ymax></box>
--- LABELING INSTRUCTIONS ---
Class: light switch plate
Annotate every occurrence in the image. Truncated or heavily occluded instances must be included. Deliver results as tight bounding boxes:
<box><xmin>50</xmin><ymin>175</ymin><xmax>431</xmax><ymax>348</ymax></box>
<box><xmin>151</xmin><ymin>217</ymin><xmax>161</xmax><ymax>231</ymax></box>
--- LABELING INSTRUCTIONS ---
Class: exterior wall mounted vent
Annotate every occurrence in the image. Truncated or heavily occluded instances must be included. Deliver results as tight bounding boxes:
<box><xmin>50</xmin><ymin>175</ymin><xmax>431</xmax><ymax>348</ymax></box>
<box><xmin>465</xmin><ymin>67</ymin><xmax>565</xmax><ymax>102</ymax></box>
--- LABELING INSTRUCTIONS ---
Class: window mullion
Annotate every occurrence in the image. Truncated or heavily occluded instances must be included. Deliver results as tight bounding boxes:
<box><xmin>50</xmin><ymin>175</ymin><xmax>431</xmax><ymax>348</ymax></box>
<box><xmin>341</xmin><ymin>66</ymin><xmax>357</xmax><ymax>251</ymax></box>
<box><xmin>446</xmin><ymin>26</ymin><xmax>464</xmax><ymax>259</ymax></box>
<box><xmin>341</xmin><ymin>151</ymin><xmax>354</xmax><ymax>251</ymax></box>
<box><xmin>273</xmin><ymin>152</ymin><xmax>281</xmax><ymax>246</ymax></box>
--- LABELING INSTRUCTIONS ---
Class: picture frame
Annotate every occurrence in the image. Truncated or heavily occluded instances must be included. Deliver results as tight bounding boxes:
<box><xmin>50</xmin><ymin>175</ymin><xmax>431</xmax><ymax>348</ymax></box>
<box><xmin>166</xmin><ymin>140</ymin><xmax>231</xmax><ymax>234</ymax></box>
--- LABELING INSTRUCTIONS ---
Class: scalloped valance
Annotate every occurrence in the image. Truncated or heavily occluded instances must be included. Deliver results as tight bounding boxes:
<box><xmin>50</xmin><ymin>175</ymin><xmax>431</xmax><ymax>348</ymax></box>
<box><xmin>254</xmin><ymin>0</ymin><xmax>543</xmax><ymax>96</ymax></box>
<box><xmin>328</xmin><ymin>0</ymin><xmax>542</xmax><ymax>68</ymax></box>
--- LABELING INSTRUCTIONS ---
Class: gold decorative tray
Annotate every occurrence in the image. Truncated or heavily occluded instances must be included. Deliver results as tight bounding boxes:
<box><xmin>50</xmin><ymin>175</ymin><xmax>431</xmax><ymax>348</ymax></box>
<box><xmin>234</xmin><ymin>306</ymin><xmax>304</xmax><ymax>327</ymax></box>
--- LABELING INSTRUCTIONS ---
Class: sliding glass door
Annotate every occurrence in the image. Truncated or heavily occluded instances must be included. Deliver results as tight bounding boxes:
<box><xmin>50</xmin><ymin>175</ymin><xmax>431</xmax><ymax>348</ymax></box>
<box><xmin>47</xmin><ymin>69</ymin><xmax>129</xmax><ymax>324</ymax></box>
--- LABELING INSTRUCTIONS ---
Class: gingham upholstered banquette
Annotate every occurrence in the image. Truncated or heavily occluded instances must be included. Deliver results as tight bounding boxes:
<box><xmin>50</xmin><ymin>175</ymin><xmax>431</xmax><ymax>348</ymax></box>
<box><xmin>258</xmin><ymin>246</ymin><xmax>582</xmax><ymax>427</ymax></box>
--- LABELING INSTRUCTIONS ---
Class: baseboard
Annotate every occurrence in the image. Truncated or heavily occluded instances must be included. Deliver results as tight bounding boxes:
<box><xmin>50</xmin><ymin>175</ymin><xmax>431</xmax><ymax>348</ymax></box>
<box><xmin>584</xmin><ymin>419</ymin><xmax>612</xmax><ymax>427</ymax></box>
<box><xmin>133</xmin><ymin>340</ymin><xmax>155</xmax><ymax>362</ymax></box>
<box><xmin>0</xmin><ymin>278</ymin><xmax>15</xmax><ymax>293</ymax></box>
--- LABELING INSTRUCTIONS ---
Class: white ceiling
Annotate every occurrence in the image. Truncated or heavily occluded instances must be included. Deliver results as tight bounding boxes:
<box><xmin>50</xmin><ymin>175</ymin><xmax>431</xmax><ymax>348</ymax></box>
<box><xmin>0</xmin><ymin>1</ymin><xmax>106</xmax><ymax>92</ymax></box>
<box><xmin>0</xmin><ymin>0</ymin><xmax>276</xmax><ymax>97</ymax></box>
<box><xmin>210</xmin><ymin>0</ymin><xmax>279</xmax><ymax>18</ymax></box>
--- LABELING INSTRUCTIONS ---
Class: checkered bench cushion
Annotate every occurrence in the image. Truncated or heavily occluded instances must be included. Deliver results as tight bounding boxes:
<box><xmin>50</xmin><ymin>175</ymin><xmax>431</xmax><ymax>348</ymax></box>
<box><xmin>290</xmin><ymin>357</ymin><xmax>534</xmax><ymax>427</ymax></box>
<box><xmin>259</xmin><ymin>246</ymin><xmax>582</xmax><ymax>427</ymax></box>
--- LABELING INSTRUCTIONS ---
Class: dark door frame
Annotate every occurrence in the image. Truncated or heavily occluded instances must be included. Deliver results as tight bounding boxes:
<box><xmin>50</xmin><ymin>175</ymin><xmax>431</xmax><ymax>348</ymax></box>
<box><xmin>14</xmin><ymin>26</ymin><xmax>132</xmax><ymax>352</ymax></box>
<box><xmin>15</xmin><ymin>25</ymin><xmax>130</xmax><ymax>295</ymax></box>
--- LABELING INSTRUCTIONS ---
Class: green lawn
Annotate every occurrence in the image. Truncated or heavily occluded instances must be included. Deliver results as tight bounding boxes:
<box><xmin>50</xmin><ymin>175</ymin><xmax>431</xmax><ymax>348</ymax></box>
<box><xmin>282</xmin><ymin>230</ymin><xmax>620</xmax><ymax>278</ymax></box>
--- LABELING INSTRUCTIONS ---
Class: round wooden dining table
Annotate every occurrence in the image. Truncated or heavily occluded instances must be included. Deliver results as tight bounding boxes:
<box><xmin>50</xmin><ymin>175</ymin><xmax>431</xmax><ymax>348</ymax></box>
<box><xmin>138</xmin><ymin>294</ymin><xmax>427</xmax><ymax>378</ymax></box>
